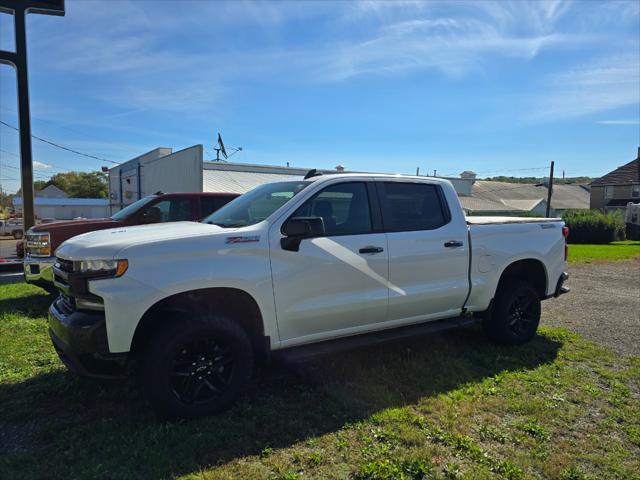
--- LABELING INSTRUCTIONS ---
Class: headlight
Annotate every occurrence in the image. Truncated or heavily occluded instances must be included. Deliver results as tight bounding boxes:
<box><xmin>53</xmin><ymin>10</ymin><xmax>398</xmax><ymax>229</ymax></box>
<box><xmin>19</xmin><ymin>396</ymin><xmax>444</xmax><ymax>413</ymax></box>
<box><xmin>78</xmin><ymin>259</ymin><xmax>128</xmax><ymax>277</ymax></box>
<box><xmin>26</xmin><ymin>232</ymin><xmax>51</xmax><ymax>257</ymax></box>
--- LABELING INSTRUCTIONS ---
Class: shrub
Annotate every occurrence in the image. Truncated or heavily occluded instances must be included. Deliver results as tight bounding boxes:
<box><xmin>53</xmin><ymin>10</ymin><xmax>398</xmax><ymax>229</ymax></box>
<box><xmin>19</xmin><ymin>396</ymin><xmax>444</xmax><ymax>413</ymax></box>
<box><xmin>562</xmin><ymin>209</ymin><xmax>625</xmax><ymax>244</ymax></box>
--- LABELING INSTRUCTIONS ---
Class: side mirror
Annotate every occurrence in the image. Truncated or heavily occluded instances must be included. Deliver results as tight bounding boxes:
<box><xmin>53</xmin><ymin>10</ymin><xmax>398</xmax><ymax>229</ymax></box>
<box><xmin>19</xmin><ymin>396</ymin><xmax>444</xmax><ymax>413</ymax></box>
<box><xmin>141</xmin><ymin>207</ymin><xmax>162</xmax><ymax>224</ymax></box>
<box><xmin>281</xmin><ymin>217</ymin><xmax>325</xmax><ymax>251</ymax></box>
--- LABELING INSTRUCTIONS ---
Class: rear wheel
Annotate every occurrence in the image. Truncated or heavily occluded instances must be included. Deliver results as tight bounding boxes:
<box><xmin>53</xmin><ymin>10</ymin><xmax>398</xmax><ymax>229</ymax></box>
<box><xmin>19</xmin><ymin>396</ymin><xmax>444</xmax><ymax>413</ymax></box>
<box><xmin>483</xmin><ymin>280</ymin><xmax>541</xmax><ymax>345</ymax></box>
<box><xmin>140</xmin><ymin>313</ymin><xmax>253</xmax><ymax>419</ymax></box>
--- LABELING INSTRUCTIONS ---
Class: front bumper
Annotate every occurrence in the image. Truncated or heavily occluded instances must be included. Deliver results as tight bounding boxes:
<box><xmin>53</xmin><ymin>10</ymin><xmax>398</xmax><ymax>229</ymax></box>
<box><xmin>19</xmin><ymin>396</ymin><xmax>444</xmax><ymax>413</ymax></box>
<box><xmin>24</xmin><ymin>255</ymin><xmax>56</xmax><ymax>290</ymax></box>
<box><xmin>48</xmin><ymin>298</ymin><xmax>128</xmax><ymax>379</ymax></box>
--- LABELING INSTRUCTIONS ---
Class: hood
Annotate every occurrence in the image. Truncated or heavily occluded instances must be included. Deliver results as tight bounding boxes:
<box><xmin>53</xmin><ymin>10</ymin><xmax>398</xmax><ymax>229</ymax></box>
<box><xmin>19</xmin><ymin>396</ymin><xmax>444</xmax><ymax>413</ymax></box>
<box><xmin>55</xmin><ymin>221</ymin><xmax>226</xmax><ymax>260</ymax></box>
<box><xmin>31</xmin><ymin>218</ymin><xmax>118</xmax><ymax>235</ymax></box>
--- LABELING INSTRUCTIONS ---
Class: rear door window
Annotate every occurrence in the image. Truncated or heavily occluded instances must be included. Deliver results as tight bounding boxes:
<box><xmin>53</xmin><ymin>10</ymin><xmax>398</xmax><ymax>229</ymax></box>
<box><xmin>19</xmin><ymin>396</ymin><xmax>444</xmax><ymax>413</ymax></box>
<box><xmin>142</xmin><ymin>198</ymin><xmax>192</xmax><ymax>223</ymax></box>
<box><xmin>379</xmin><ymin>182</ymin><xmax>449</xmax><ymax>232</ymax></box>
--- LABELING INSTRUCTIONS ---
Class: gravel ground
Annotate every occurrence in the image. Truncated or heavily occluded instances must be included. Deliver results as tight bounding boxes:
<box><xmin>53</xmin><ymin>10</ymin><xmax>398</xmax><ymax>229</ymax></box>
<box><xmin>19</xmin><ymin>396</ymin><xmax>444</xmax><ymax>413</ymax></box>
<box><xmin>542</xmin><ymin>260</ymin><xmax>640</xmax><ymax>357</ymax></box>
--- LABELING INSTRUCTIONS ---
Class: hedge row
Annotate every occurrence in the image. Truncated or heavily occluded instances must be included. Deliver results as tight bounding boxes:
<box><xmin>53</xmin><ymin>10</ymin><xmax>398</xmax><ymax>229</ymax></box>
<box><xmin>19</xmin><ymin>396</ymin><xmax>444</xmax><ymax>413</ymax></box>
<box><xmin>562</xmin><ymin>209</ymin><xmax>626</xmax><ymax>244</ymax></box>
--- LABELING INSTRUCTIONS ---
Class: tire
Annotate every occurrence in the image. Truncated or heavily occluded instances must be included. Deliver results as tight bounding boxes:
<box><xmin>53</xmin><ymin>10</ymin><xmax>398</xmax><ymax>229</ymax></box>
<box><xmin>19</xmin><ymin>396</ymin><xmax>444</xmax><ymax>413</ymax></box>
<box><xmin>483</xmin><ymin>280</ymin><xmax>541</xmax><ymax>345</ymax></box>
<box><xmin>140</xmin><ymin>313</ymin><xmax>254</xmax><ymax>419</ymax></box>
<box><xmin>12</xmin><ymin>230</ymin><xmax>23</xmax><ymax>239</ymax></box>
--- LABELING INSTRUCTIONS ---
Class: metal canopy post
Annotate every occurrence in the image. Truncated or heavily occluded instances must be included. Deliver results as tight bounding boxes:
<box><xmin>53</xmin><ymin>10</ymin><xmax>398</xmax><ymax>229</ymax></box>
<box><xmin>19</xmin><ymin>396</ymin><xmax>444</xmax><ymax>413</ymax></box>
<box><xmin>0</xmin><ymin>0</ymin><xmax>65</xmax><ymax>231</ymax></box>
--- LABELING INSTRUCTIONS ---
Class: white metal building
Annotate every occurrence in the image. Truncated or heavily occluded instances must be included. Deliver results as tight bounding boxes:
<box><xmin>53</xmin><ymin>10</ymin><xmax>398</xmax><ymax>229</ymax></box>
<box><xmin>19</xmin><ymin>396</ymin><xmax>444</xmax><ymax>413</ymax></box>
<box><xmin>109</xmin><ymin>145</ymin><xmax>589</xmax><ymax>217</ymax></box>
<box><xmin>107</xmin><ymin>145</ymin><xmax>476</xmax><ymax>214</ymax></box>
<box><xmin>12</xmin><ymin>197</ymin><xmax>109</xmax><ymax>220</ymax></box>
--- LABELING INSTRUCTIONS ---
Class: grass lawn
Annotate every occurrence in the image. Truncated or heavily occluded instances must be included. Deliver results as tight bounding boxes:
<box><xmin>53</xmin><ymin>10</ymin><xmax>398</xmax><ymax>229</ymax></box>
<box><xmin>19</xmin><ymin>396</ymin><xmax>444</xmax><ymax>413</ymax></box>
<box><xmin>1</xmin><ymin>284</ymin><xmax>639</xmax><ymax>480</ymax></box>
<box><xmin>568</xmin><ymin>240</ymin><xmax>640</xmax><ymax>264</ymax></box>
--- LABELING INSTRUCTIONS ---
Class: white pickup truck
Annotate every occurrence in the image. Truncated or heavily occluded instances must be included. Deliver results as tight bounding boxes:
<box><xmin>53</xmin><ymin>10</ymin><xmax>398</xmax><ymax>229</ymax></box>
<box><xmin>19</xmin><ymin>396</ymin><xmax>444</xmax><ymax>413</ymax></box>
<box><xmin>49</xmin><ymin>173</ymin><xmax>569</xmax><ymax>418</ymax></box>
<box><xmin>0</xmin><ymin>219</ymin><xmax>24</xmax><ymax>239</ymax></box>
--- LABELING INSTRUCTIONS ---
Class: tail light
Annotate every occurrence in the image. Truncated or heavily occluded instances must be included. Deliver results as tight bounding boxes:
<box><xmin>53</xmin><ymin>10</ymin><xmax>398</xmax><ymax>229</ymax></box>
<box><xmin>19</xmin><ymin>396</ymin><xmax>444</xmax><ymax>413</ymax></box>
<box><xmin>562</xmin><ymin>226</ymin><xmax>569</xmax><ymax>260</ymax></box>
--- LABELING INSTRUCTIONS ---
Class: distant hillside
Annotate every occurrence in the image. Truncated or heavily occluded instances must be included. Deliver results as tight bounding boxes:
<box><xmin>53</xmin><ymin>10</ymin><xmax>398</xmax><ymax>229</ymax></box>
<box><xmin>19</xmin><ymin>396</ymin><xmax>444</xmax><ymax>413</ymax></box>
<box><xmin>483</xmin><ymin>176</ymin><xmax>594</xmax><ymax>184</ymax></box>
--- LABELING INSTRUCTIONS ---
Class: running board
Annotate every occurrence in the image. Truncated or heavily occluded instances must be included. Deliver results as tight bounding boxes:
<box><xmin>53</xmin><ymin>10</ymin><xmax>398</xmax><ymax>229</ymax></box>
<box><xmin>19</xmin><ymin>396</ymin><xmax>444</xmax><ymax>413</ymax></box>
<box><xmin>274</xmin><ymin>316</ymin><xmax>476</xmax><ymax>364</ymax></box>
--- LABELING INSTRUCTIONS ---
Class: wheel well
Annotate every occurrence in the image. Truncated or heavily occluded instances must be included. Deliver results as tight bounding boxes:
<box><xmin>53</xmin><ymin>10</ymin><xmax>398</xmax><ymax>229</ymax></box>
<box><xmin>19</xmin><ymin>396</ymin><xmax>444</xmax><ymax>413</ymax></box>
<box><xmin>497</xmin><ymin>259</ymin><xmax>547</xmax><ymax>299</ymax></box>
<box><xmin>130</xmin><ymin>288</ymin><xmax>267</xmax><ymax>359</ymax></box>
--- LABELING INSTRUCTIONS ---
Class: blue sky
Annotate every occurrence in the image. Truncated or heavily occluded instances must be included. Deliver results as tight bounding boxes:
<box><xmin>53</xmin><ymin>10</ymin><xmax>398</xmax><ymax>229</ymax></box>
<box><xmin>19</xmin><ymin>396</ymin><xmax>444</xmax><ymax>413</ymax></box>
<box><xmin>0</xmin><ymin>0</ymin><xmax>639</xmax><ymax>193</ymax></box>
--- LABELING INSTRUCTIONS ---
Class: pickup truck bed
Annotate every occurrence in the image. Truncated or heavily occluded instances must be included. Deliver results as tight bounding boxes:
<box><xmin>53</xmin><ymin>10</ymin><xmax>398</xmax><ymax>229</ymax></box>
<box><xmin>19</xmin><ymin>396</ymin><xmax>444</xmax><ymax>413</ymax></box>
<box><xmin>467</xmin><ymin>216</ymin><xmax>559</xmax><ymax>224</ymax></box>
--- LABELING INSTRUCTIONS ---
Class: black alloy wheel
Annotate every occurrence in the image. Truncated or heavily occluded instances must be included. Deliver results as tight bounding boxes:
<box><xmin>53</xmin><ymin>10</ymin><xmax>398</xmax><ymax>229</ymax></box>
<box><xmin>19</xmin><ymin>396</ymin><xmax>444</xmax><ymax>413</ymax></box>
<box><xmin>506</xmin><ymin>290</ymin><xmax>538</xmax><ymax>337</ymax></box>
<box><xmin>141</xmin><ymin>314</ymin><xmax>253</xmax><ymax>419</ymax></box>
<box><xmin>483</xmin><ymin>280</ymin><xmax>541</xmax><ymax>345</ymax></box>
<box><xmin>169</xmin><ymin>339</ymin><xmax>235</xmax><ymax>405</ymax></box>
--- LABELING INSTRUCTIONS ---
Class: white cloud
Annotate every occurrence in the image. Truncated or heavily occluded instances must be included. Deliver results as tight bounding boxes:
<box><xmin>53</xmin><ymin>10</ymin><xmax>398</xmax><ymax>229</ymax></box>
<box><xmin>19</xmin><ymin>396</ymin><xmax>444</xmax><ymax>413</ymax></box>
<box><xmin>100</xmin><ymin>83</ymin><xmax>224</xmax><ymax>114</ymax></box>
<box><xmin>33</xmin><ymin>160</ymin><xmax>52</xmax><ymax>170</ymax></box>
<box><xmin>527</xmin><ymin>55</ymin><xmax>640</xmax><ymax>121</ymax></box>
<box><xmin>283</xmin><ymin>0</ymin><xmax>592</xmax><ymax>81</ymax></box>
<box><xmin>26</xmin><ymin>0</ymin><xmax>639</xmax><ymax>117</ymax></box>
<box><xmin>597</xmin><ymin>119</ymin><xmax>640</xmax><ymax>125</ymax></box>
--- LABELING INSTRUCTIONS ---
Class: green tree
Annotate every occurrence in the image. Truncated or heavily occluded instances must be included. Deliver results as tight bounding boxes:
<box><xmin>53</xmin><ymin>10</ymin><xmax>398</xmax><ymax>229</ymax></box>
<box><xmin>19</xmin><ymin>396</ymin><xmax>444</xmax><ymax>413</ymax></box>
<box><xmin>48</xmin><ymin>171</ymin><xmax>108</xmax><ymax>198</ymax></box>
<box><xmin>15</xmin><ymin>172</ymin><xmax>108</xmax><ymax>198</ymax></box>
<box><xmin>34</xmin><ymin>180</ymin><xmax>48</xmax><ymax>192</ymax></box>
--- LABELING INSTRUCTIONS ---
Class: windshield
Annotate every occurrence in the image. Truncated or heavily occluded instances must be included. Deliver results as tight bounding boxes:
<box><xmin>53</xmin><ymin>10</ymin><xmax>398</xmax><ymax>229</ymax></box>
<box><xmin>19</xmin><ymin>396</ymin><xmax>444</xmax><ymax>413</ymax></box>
<box><xmin>110</xmin><ymin>196</ymin><xmax>157</xmax><ymax>221</ymax></box>
<box><xmin>204</xmin><ymin>181</ymin><xmax>311</xmax><ymax>228</ymax></box>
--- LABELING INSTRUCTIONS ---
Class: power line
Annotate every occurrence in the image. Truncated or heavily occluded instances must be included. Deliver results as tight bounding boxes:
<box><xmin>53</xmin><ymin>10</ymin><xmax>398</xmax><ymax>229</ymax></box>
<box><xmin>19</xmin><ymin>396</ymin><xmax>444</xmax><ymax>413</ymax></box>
<box><xmin>0</xmin><ymin>120</ymin><xmax>121</xmax><ymax>165</ymax></box>
<box><xmin>0</xmin><ymin>106</ymin><xmax>134</xmax><ymax>157</ymax></box>
<box><xmin>1</xmin><ymin>163</ymin><xmax>53</xmax><ymax>178</ymax></box>
<box><xmin>0</xmin><ymin>149</ymin><xmax>70</xmax><ymax>172</ymax></box>
<box><xmin>439</xmin><ymin>166</ymin><xmax>550</xmax><ymax>177</ymax></box>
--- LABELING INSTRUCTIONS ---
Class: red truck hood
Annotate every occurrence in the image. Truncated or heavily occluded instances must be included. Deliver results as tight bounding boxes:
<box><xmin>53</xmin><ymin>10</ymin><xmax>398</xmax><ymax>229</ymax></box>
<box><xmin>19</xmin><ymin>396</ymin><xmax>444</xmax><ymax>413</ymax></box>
<box><xmin>30</xmin><ymin>218</ymin><xmax>124</xmax><ymax>253</ymax></box>
<box><xmin>31</xmin><ymin>218</ymin><xmax>119</xmax><ymax>232</ymax></box>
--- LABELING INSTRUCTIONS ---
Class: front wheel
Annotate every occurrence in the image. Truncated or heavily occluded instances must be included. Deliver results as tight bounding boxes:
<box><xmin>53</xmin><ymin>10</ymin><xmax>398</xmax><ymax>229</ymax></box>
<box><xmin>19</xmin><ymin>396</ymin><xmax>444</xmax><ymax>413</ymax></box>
<box><xmin>140</xmin><ymin>314</ymin><xmax>254</xmax><ymax>419</ymax></box>
<box><xmin>483</xmin><ymin>280</ymin><xmax>541</xmax><ymax>345</ymax></box>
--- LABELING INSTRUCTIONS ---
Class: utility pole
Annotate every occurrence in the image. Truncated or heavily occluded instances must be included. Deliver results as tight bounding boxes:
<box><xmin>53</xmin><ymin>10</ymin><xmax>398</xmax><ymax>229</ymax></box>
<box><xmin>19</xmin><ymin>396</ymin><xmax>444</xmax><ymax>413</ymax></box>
<box><xmin>416</xmin><ymin>167</ymin><xmax>420</xmax><ymax>176</ymax></box>
<box><xmin>545</xmin><ymin>161</ymin><xmax>555</xmax><ymax>218</ymax></box>
<box><xmin>0</xmin><ymin>1</ymin><xmax>65</xmax><ymax>231</ymax></box>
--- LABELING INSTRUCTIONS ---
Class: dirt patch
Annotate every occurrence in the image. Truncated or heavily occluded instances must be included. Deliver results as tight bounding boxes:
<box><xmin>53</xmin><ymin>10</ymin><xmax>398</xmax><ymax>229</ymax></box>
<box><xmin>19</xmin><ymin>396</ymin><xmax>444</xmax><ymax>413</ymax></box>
<box><xmin>542</xmin><ymin>260</ymin><xmax>640</xmax><ymax>356</ymax></box>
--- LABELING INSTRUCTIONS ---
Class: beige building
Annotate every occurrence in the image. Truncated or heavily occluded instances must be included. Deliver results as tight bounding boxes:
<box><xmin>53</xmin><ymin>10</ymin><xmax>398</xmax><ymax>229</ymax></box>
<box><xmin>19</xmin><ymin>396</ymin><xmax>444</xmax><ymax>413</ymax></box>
<box><xmin>590</xmin><ymin>148</ymin><xmax>640</xmax><ymax>212</ymax></box>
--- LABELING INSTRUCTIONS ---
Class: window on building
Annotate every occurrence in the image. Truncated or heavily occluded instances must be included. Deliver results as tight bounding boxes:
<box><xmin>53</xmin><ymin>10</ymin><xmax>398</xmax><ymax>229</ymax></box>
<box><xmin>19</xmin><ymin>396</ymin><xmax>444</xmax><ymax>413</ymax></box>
<box><xmin>604</xmin><ymin>185</ymin><xmax>614</xmax><ymax>200</ymax></box>
<box><xmin>632</xmin><ymin>184</ymin><xmax>640</xmax><ymax>198</ymax></box>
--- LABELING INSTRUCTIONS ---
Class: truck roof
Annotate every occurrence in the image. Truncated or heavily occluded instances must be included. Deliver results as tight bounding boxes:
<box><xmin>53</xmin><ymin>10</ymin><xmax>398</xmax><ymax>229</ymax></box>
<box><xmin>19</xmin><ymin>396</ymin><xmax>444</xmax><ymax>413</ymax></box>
<box><xmin>153</xmin><ymin>192</ymin><xmax>239</xmax><ymax>198</ymax></box>
<box><xmin>306</xmin><ymin>172</ymin><xmax>454</xmax><ymax>186</ymax></box>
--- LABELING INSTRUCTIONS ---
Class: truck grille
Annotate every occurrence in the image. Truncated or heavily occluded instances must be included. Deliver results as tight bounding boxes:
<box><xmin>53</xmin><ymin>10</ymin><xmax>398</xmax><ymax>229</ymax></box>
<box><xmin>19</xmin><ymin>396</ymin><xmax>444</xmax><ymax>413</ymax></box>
<box><xmin>55</xmin><ymin>257</ymin><xmax>74</xmax><ymax>273</ymax></box>
<box><xmin>56</xmin><ymin>294</ymin><xmax>76</xmax><ymax>315</ymax></box>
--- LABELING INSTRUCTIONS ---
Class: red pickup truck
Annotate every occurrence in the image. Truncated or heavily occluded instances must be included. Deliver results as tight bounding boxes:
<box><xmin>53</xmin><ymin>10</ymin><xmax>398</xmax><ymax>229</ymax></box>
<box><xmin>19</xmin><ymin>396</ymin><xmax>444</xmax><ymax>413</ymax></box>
<box><xmin>24</xmin><ymin>192</ymin><xmax>238</xmax><ymax>291</ymax></box>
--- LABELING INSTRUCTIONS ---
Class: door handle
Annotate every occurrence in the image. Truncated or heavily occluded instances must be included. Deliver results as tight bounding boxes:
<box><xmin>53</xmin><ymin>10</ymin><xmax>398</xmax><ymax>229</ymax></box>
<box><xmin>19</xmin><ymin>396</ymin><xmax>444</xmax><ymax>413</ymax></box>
<box><xmin>359</xmin><ymin>246</ymin><xmax>384</xmax><ymax>254</ymax></box>
<box><xmin>444</xmin><ymin>240</ymin><xmax>463</xmax><ymax>248</ymax></box>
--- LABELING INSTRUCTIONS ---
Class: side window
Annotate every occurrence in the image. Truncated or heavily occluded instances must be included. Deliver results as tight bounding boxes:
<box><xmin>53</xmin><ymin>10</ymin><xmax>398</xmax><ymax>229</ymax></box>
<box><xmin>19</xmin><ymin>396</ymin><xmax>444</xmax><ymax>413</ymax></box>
<box><xmin>293</xmin><ymin>182</ymin><xmax>372</xmax><ymax>236</ymax></box>
<box><xmin>380</xmin><ymin>182</ymin><xmax>448</xmax><ymax>232</ymax></box>
<box><xmin>200</xmin><ymin>196</ymin><xmax>234</xmax><ymax>218</ymax></box>
<box><xmin>604</xmin><ymin>185</ymin><xmax>614</xmax><ymax>199</ymax></box>
<box><xmin>142</xmin><ymin>198</ymin><xmax>192</xmax><ymax>223</ymax></box>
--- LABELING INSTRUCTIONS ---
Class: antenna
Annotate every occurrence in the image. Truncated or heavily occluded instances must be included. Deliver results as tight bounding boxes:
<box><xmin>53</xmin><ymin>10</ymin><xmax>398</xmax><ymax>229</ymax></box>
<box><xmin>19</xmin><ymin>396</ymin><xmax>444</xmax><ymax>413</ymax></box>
<box><xmin>214</xmin><ymin>132</ymin><xmax>243</xmax><ymax>161</ymax></box>
<box><xmin>304</xmin><ymin>169</ymin><xmax>323</xmax><ymax>180</ymax></box>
